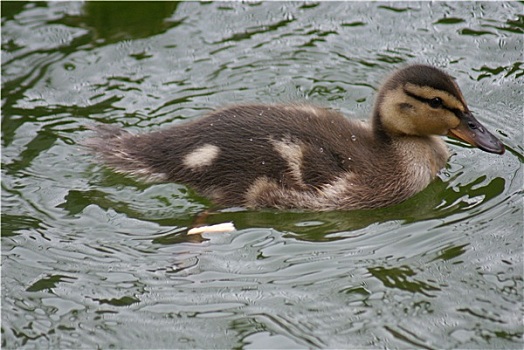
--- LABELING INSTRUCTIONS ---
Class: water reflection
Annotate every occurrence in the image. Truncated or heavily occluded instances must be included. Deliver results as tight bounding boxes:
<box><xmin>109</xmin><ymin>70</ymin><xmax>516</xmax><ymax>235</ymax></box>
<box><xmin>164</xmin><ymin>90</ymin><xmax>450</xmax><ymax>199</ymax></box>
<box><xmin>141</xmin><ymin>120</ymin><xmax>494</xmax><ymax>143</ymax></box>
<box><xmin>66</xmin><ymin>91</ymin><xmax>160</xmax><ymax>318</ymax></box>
<box><xmin>62</xmin><ymin>2</ymin><xmax>181</xmax><ymax>44</ymax></box>
<box><xmin>1</xmin><ymin>2</ymin><xmax>30</xmax><ymax>21</ymax></box>
<box><xmin>368</xmin><ymin>266</ymin><xmax>441</xmax><ymax>296</ymax></box>
<box><xmin>2</xmin><ymin>1</ymin><xmax>522</xmax><ymax>349</ymax></box>
<box><xmin>26</xmin><ymin>274</ymin><xmax>77</xmax><ymax>293</ymax></box>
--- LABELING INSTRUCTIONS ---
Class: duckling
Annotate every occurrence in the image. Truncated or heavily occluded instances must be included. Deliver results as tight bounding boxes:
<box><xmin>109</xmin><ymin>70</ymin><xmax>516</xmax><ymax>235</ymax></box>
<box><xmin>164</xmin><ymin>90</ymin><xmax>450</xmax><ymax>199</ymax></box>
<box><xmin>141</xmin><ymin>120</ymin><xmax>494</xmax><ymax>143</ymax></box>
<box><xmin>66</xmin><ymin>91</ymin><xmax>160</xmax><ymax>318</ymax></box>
<box><xmin>85</xmin><ymin>64</ymin><xmax>505</xmax><ymax>210</ymax></box>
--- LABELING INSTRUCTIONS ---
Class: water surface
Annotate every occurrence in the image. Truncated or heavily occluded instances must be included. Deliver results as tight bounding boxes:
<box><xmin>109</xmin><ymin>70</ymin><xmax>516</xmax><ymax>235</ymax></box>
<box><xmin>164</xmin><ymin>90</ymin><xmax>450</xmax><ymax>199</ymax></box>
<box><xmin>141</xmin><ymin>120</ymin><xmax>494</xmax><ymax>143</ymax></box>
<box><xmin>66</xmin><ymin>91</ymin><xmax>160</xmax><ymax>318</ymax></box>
<box><xmin>2</xmin><ymin>2</ymin><xmax>523</xmax><ymax>349</ymax></box>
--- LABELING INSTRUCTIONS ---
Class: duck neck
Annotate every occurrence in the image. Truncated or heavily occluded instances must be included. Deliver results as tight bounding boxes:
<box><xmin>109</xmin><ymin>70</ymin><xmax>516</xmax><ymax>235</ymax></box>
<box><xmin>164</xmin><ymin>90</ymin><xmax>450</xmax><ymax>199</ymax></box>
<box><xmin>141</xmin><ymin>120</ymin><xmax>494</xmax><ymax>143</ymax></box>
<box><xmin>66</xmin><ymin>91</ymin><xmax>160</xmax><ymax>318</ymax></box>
<box><xmin>371</xmin><ymin>108</ymin><xmax>392</xmax><ymax>144</ymax></box>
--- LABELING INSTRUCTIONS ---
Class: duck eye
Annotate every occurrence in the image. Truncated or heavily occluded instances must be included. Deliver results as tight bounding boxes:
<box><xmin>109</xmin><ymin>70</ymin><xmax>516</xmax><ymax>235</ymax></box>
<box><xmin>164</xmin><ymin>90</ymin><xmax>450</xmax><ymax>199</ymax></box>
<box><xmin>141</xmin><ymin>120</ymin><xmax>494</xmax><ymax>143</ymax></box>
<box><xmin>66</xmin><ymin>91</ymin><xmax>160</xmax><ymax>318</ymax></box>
<box><xmin>428</xmin><ymin>97</ymin><xmax>443</xmax><ymax>109</ymax></box>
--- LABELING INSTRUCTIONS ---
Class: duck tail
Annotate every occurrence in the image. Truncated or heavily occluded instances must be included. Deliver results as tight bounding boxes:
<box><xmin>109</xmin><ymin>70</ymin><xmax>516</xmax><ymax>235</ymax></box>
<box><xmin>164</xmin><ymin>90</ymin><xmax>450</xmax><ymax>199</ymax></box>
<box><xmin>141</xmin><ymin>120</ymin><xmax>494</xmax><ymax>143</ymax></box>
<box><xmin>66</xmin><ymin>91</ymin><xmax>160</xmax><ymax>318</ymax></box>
<box><xmin>82</xmin><ymin>124</ymin><xmax>168</xmax><ymax>182</ymax></box>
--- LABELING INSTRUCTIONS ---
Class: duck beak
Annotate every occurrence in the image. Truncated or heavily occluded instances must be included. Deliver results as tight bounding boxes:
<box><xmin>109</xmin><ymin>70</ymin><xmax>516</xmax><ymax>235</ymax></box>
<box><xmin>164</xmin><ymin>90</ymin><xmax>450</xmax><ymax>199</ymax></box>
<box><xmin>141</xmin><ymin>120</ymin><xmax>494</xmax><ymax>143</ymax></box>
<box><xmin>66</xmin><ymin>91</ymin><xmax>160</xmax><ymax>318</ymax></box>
<box><xmin>448</xmin><ymin>111</ymin><xmax>505</xmax><ymax>154</ymax></box>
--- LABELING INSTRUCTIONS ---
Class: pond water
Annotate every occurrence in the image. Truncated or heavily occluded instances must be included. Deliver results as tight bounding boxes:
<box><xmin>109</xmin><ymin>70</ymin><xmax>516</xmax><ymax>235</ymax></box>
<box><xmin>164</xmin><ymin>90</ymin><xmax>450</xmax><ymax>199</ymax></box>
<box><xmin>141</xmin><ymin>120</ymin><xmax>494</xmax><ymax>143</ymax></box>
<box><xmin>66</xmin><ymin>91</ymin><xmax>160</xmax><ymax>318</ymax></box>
<box><xmin>2</xmin><ymin>1</ymin><xmax>523</xmax><ymax>349</ymax></box>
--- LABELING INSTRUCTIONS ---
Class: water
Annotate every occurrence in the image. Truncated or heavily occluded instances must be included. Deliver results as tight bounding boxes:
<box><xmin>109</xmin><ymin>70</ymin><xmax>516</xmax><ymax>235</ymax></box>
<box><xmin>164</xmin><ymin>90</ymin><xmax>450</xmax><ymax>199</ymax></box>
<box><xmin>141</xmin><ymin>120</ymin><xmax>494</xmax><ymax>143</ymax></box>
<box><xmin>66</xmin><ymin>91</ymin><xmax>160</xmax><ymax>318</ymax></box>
<box><xmin>2</xmin><ymin>1</ymin><xmax>523</xmax><ymax>349</ymax></box>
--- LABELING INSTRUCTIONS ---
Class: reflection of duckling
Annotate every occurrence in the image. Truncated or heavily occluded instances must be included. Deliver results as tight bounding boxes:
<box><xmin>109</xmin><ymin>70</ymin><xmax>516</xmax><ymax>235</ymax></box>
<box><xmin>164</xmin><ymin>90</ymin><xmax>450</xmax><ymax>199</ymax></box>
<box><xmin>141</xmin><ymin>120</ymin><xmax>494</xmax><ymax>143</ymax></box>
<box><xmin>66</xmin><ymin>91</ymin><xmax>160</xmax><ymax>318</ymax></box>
<box><xmin>85</xmin><ymin>65</ymin><xmax>505</xmax><ymax>210</ymax></box>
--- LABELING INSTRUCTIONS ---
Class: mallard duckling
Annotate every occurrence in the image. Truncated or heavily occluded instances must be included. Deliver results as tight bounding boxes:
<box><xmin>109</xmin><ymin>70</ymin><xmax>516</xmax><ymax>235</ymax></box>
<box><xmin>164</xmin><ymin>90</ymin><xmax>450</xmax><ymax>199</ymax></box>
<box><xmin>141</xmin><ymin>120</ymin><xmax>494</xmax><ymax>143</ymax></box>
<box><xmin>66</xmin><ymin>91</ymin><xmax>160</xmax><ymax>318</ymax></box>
<box><xmin>85</xmin><ymin>64</ymin><xmax>504</xmax><ymax>210</ymax></box>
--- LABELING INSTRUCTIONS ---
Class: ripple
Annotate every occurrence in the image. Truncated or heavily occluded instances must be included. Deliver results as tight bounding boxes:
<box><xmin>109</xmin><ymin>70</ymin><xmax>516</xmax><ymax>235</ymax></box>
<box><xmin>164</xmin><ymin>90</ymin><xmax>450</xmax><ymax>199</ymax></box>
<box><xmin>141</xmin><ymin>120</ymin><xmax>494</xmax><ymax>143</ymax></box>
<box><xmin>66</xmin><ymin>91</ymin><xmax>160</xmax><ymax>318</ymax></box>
<box><xmin>2</xmin><ymin>1</ymin><xmax>523</xmax><ymax>349</ymax></box>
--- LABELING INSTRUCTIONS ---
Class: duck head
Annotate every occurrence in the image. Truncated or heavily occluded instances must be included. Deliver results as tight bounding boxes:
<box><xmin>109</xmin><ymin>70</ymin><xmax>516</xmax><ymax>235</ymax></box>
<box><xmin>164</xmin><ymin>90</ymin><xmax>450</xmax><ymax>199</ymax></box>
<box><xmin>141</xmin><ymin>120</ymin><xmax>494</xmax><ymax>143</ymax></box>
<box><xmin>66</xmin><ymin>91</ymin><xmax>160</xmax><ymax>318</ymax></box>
<box><xmin>373</xmin><ymin>64</ymin><xmax>505</xmax><ymax>154</ymax></box>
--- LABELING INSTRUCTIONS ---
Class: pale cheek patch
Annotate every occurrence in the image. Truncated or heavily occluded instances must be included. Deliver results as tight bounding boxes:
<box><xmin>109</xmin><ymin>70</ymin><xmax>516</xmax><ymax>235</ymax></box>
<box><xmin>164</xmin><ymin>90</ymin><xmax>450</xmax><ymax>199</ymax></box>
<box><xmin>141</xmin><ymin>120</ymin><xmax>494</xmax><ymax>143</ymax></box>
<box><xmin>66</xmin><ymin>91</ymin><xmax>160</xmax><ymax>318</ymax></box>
<box><xmin>379</xmin><ymin>87</ymin><xmax>418</xmax><ymax>135</ymax></box>
<box><xmin>183</xmin><ymin>144</ymin><xmax>220</xmax><ymax>170</ymax></box>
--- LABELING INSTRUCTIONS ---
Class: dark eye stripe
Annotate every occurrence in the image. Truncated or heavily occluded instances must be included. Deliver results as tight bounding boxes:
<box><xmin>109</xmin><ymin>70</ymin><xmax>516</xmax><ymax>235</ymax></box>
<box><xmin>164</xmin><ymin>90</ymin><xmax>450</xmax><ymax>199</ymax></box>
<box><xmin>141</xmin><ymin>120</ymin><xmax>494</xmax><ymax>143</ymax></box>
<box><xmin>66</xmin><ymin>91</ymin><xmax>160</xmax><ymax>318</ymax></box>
<box><xmin>404</xmin><ymin>89</ymin><xmax>447</xmax><ymax>110</ymax></box>
<box><xmin>403</xmin><ymin>89</ymin><xmax>467</xmax><ymax>119</ymax></box>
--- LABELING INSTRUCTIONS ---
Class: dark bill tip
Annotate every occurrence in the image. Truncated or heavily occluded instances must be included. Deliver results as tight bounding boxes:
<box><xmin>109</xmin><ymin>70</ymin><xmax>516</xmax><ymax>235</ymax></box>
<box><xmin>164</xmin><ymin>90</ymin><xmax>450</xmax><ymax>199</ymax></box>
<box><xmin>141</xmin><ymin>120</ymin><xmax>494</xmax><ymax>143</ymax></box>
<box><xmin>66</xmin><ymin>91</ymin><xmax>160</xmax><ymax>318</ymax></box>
<box><xmin>448</xmin><ymin>112</ymin><xmax>505</xmax><ymax>155</ymax></box>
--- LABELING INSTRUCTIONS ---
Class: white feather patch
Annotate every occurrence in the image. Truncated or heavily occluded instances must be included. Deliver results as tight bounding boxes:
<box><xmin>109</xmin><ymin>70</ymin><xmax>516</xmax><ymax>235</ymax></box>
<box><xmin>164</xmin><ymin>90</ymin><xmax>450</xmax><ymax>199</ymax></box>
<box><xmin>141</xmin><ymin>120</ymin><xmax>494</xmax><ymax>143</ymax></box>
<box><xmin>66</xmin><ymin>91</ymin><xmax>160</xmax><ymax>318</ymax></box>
<box><xmin>183</xmin><ymin>144</ymin><xmax>220</xmax><ymax>170</ymax></box>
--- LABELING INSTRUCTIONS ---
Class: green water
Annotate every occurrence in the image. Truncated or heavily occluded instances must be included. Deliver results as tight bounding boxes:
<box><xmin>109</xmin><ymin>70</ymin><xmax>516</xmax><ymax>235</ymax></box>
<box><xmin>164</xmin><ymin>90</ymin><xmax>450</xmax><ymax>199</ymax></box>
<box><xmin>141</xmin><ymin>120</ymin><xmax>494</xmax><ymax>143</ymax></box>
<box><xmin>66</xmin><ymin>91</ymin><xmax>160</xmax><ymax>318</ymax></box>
<box><xmin>2</xmin><ymin>1</ymin><xmax>523</xmax><ymax>349</ymax></box>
